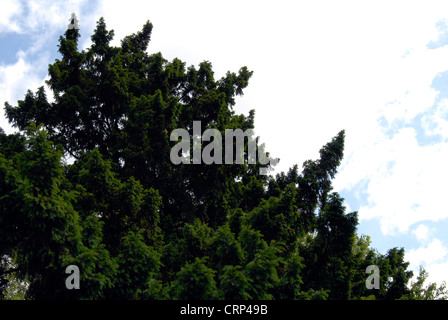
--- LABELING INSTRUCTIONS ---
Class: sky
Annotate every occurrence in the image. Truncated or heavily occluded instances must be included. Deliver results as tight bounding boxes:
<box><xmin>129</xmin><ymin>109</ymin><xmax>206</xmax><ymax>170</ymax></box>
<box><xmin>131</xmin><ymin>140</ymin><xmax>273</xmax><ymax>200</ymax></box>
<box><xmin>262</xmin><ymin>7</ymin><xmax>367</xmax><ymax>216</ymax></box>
<box><xmin>1</xmin><ymin>0</ymin><xmax>448</xmax><ymax>287</ymax></box>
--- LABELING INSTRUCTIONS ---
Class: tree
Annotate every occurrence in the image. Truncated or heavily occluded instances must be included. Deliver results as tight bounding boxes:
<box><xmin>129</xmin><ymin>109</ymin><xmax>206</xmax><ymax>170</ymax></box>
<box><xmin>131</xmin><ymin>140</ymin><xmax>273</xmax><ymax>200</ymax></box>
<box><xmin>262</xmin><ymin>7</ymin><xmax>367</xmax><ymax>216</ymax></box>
<box><xmin>1</xmin><ymin>16</ymin><xmax>443</xmax><ymax>300</ymax></box>
<box><xmin>170</xmin><ymin>257</ymin><xmax>217</xmax><ymax>300</ymax></box>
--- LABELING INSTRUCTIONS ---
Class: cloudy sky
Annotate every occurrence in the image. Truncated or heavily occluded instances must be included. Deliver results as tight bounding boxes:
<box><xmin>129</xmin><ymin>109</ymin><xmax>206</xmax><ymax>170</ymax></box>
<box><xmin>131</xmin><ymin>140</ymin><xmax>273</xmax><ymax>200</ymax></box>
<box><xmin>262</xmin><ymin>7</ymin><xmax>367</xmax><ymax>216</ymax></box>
<box><xmin>1</xmin><ymin>0</ymin><xmax>448</xmax><ymax>286</ymax></box>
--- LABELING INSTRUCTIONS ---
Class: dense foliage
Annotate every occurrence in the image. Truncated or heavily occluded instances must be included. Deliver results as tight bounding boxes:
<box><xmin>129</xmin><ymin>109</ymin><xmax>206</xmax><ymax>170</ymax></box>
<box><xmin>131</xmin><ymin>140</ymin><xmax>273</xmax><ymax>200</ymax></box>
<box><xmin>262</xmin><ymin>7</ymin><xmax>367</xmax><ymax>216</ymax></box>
<box><xmin>1</xmin><ymin>18</ymin><xmax>446</xmax><ymax>300</ymax></box>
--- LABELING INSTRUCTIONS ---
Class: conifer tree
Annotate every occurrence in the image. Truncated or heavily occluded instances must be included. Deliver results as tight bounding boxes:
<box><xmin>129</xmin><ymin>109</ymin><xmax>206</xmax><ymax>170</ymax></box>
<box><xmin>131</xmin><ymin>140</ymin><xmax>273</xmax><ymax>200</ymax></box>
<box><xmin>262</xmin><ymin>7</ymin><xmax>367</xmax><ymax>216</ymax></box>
<box><xmin>1</xmin><ymin>16</ymin><xmax>440</xmax><ymax>300</ymax></box>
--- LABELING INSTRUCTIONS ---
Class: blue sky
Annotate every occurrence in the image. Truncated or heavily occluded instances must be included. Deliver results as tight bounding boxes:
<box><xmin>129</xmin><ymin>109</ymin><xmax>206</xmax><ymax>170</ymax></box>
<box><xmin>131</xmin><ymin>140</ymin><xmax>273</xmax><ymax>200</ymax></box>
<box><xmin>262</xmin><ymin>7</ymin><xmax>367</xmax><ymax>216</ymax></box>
<box><xmin>1</xmin><ymin>0</ymin><xmax>448</xmax><ymax>286</ymax></box>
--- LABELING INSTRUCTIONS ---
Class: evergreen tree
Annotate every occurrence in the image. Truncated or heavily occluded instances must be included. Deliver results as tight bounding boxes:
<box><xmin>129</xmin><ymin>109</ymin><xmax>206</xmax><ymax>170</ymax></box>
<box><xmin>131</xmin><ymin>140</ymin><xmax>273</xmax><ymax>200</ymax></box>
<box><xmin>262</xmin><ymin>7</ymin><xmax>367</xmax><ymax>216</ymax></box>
<box><xmin>0</xmin><ymin>16</ymin><xmax>442</xmax><ymax>300</ymax></box>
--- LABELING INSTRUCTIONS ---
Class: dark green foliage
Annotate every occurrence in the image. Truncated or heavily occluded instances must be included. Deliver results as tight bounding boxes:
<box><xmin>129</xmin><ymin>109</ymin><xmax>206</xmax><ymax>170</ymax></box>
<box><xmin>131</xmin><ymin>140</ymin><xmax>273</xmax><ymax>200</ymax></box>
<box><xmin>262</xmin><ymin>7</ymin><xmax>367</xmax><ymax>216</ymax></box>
<box><xmin>209</xmin><ymin>224</ymin><xmax>244</xmax><ymax>269</ymax></box>
<box><xmin>0</xmin><ymin>17</ymin><xmax>434</xmax><ymax>300</ymax></box>
<box><xmin>113</xmin><ymin>230</ymin><xmax>161</xmax><ymax>299</ymax></box>
<box><xmin>219</xmin><ymin>265</ymin><xmax>252</xmax><ymax>300</ymax></box>
<box><xmin>170</xmin><ymin>257</ymin><xmax>217</xmax><ymax>300</ymax></box>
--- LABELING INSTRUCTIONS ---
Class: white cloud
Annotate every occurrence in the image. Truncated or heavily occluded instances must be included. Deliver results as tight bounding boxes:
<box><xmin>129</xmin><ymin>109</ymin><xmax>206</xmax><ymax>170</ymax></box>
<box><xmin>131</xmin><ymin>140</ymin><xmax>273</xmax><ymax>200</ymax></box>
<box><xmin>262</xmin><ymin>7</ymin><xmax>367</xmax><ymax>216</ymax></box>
<box><xmin>406</xmin><ymin>239</ymin><xmax>447</xmax><ymax>268</ymax></box>
<box><xmin>0</xmin><ymin>0</ymin><xmax>101</xmax><ymax>133</ymax></box>
<box><xmin>0</xmin><ymin>0</ymin><xmax>85</xmax><ymax>35</ymax></box>
<box><xmin>332</xmin><ymin>16</ymin><xmax>448</xmax><ymax>236</ymax></box>
<box><xmin>422</xmin><ymin>98</ymin><xmax>448</xmax><ymax>138</ymax></box>
<box><xmin>412</xmin><ymin>224</ymin><xmax>432</xmax><ymax>243</ymax></box>
<box><xmin>0</xmin><ymin>52</ymin><xmax>44</xmax><ymax>133</ymax></box>
<box><xmin>425</xmin><ymin>259</ymin><xmax>448</xmax><ymax>285</ymax></box>
<box><xmin>0</xmin><ymin>0</ymin><xmax>22</xmax><ymax>33</ymax></box>
<box><xmin>406</xmin><ymin>239</ymin><xmax>448</xmax><ymax>285</ymax></box>
<box><xmin>338</xmin><ymin>126</ymin><xmax>448</xmax><ymax>235</ymax></box>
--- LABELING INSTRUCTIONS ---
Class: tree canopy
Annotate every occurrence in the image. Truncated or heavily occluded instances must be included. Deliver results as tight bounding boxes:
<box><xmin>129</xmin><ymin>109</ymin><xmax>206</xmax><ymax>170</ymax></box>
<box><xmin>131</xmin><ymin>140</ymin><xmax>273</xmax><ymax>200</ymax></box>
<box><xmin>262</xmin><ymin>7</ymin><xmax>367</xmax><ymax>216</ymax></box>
<box><xmin>1</xmin><ymin>17</ymin><xmax>446</xmax><ymax>300</ymax></box>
